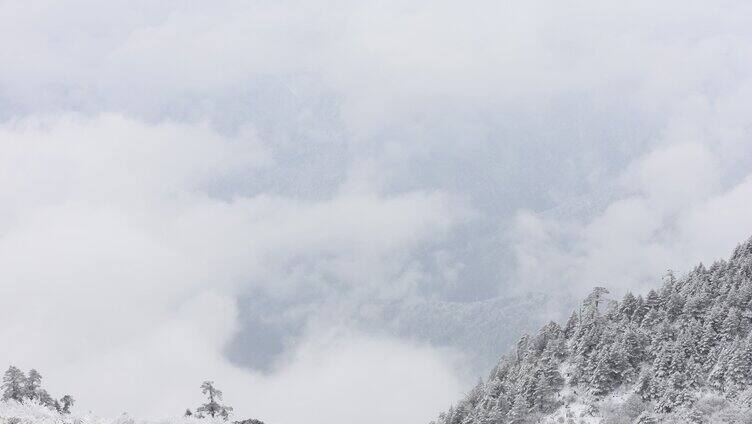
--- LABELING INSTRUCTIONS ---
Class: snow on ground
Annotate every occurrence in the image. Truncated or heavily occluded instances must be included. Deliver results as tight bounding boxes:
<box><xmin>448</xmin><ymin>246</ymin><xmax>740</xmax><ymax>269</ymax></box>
<box><xmin>541</xmin><ymin>402</ymin><xmax>601</xmax><ymax>424</ymax></box>
<box><xmin>0</xmin><ymin>401</ymin><xmax>229</xmax><ymax>424</ymax></box>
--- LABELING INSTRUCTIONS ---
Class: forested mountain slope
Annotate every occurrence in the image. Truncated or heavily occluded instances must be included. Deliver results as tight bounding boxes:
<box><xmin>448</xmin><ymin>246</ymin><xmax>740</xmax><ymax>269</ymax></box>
<box><xmin>433</xmin><ymin>238</ymin><xmax>752</xmax><ymax>423</ymax></box>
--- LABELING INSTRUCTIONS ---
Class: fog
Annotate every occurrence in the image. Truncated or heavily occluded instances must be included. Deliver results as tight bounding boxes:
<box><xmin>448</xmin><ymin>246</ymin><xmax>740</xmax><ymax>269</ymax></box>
<box><xmin>1</xmin><ymin>1</ymin><xmax>752</xmax><ymax>423</ymax></box>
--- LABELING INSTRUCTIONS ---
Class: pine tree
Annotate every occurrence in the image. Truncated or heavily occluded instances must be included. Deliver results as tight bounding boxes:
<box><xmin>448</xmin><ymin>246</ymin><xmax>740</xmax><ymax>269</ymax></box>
<box><xmin>665</xmin><ymin>293</ymin><xmax>684</xmax><ymax>322</ymax></box>
<box><xmin>636</xmin><ymin>368</ymin><xmax>655</xmax><ymax>400</ymax></box>
<box><xmin>727</xmin><ymin>335</ymin><xmax>752</xmax><ymax>391</ymax></box>
<box><xmin>1</xmin><ymin>366</ymin><xmax>26</xmax><ymax>402</ymax></box>
<box><xmin>532</xmin><ymin>343</ymin><xmax>563</xmax><ymax>411</ymax></box>
<box><xmin>196</xmin><ymin>381</ymin><xmax>233</xmax><ymax>421</ymax></box>
<box><xmin>632</xmin><ymin>295</ymin><xmax>647</xmax><ymax>323</ymax></box>
<box><xmin>682</xmin><ymin>295</ymin><xmax>706</xmax><ymax>320</ymax></box>
<box><xmin>506</xmin><ymin>394</ymin><xmax>529</xmax><ymax>424</ymax></box>
<box><xmin>24</xmin><ymin>369</ymin><xmax>42</xmax><ymax>401</ymax></box>
<box><xmin>583</xmin><ymin>287</ymin><xmax>609</xmax><ymax>310</ymax></box>
<box><xmin>721</xmin><ymin>308</ymin><xmax>742</xmax><ymax>340</ymax></box>
<box><xmin>645</xmin><ymin>289</ymin><xmax>660</xmax><ymax>310</ymax></box>
<box><xmin>564</xmin><ymin>311</ymin><xmax>579</xmax><ymax>339</ymax></box>
<box><xmin>622</xmin><ymin>327</ymin><xmax>645</xmax><ymax>369</ymax></box>
<box><xmin>620</xmin><ymin>292</ymin><xmax>638</xmax><ymax>317</ymax></box>
<box><xmin>36</xmin><ymin>389</ymin><xmax>55</xmax><ymax>409</ymax></box>
<box><xmin>591</xmin><ymin>343</ymin><xmax>628</xmax><ymax>395</ymax></box>
<box><xmin>641</xmin><ymin>308</ymin><xmax>661</xmax><ymax>328</ymax></box>
<box><xmin>430</xmin><ymin>237</ymin><xmax>752</xmax><ymax>423</ymax></box>
<box><xmin>59</xmin><ymin>394</ymin><xmax>75</xmax><ymax>414</ymax></box>
<box><xmin>708</xmin><ymin>344</ymin><xmax>732</xmax><ymax>390</ymax></box>
<box><xmin>698</xmin><ymin>321</ymin><xmax>716</xmax><ymax>359</ymax></box>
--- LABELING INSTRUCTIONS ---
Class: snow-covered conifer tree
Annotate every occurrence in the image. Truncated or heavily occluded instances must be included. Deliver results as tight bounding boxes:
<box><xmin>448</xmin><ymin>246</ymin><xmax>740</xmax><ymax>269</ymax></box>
<box><xmin>23</xmin><ymin>369</ymin><xmax>42</xmax><ymax>401</ymax></box>
<box><xmin>431</xmin><ymin>237</ymin><xmax>752</xmax><ymax>423</ymax></box>
<box><xmin>196</xmin><ymin>381</ymin><xmax>233</xmax><ymax>421</ymax></box>
<box><xmin>58</xmin><ymin>394</ymin><xmax>75</xmax><ymax>414</ymax></box>
<box><xmin>1</xmin><ymin>366</ymin><xmax>26</xmax><ymax>402</ymax></box>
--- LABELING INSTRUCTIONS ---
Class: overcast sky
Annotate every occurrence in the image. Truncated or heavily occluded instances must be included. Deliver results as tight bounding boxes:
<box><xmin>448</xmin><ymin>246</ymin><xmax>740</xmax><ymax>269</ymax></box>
<box><xmin>2</xmin><ymin>1</ymin><xmax>752</xmax><ymax>423</ymax></box>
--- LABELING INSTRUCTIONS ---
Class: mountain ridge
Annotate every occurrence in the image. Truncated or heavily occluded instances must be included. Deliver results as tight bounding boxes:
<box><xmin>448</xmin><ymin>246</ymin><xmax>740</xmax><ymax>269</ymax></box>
<box><xmin>432</xmin><ymin>237</ymin><xmax>752</xmax><ymax>423</ymax></box>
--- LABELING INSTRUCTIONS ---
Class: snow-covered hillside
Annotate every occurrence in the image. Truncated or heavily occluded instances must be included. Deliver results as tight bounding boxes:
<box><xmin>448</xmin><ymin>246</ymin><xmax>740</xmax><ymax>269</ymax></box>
<box><xmin>0</xmin><ymin>401</ymin><xmax>232</xmax><ymax>424</ymax></box>
<box><xmin>433</xmin><ymin>237</ymin><xmax>752</xmax><ymax>423</ymax></box>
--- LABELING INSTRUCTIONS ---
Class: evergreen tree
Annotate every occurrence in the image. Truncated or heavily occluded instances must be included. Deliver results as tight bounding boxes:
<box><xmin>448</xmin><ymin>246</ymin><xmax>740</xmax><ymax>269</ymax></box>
<box><xmin>431</xmin><ymin>237</ymin><xmax>752</xmax><ymax>423</ymax></box>
<box><xmin>632</xmin><ymin>295</ymin><xmax>647</xmax><ymax>323</ymax></box>
<box><xmin>636</xmin><ymin>368</ymin><xmax>655</xmax><ymax>400</ymax></box>
<box><xmin>727</xmin><ymin>335</ymin><xmax>752</xmax><ymax>391</ymax></box>
<box><xmin>721</xmin><ymin>308</ymin><xmax>742</xmax><ymax>340</ymax></box>
<box><xmin>506</xmin><ymin>394</ymin><xmax>529</xmax><ymax>424</ymax></box>
<box><xmin>532</xmin><ymin>344</ymin><xmax>563</xmax><ymax>410</ymax></box>
<box><xmin>708</xmin><ymin>344</ymin><xmax>732</xmax><ymax>391</ymax></box>
<box><xmin>682</xmin><ymin>295</ymin><xmax>705</xmax><ymax>320</ymax></box>
<box><xmin>0</xmin><ymin>366</ymin><xmax>74</xmax><ymax>414</ymax></box>
<box><xmin>620</xmin><ymin>292</ymin><xmax>638</xmax><ymax>318</ymax></box>
<box><xmin>583</xmin><ymin>287</ymin><xmax>609</xmax><ymax>310</ymax></box>
<box><xmin>622</xmin><ymin>327</ymin><xmax>645</xmax><ymax>369</ymax></box>
<box><xmin>36</xmin><ymin>389</ymin><xmax>55</xmax><ymax>409</ymax></box>
<box><xmin>665</xmin><ymin>293</ymin><xmax>684</xmax><ymax>322</ymax></box>
<box><xmin>591</xmin><ymin>344</ymin><xmax>628</xmax><ymax>395</ymax></box>
<box><xmin>641</xmin><ymin>308</ymin><xmax>661</xmax><ymax>328</ymax></box>
<box><xmin>196</xmin><ymin>381</ymin><xmax>233</xmax><ymax>421</ymax></box>
<box><xmin>59</xmin><ymin>394</ymin><xmax>75</xmax><ymax>414</ymax></box>
<box><xmin>24</xmin><ymin>369</ymin><xmax>42</xmax><ymax>401</ymax></box>
<box><xmin>1</xmin><ymin>366</ymin><xmax>26</xmax><ymax>402</ymax></box>
<box><xmin>564</xmin><ymin>311</ymin><xmax>578</xmax><ymax>339</ymax></box>
<box><xmin>645</xmin><ymin>289</ymin><xmax>660</xmax><ymax>310</ymax></box>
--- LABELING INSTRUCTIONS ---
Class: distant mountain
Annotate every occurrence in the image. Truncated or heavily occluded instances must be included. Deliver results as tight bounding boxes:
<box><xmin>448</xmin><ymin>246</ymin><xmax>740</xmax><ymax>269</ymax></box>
<box><xmin>372</xmin><ymin>293</ymin><xmax>574</xmax><ymax>374</ymax></box>
<box><xmin>432</xmin><ymin>237</ymin><xmax>752</xmax><ymax>423</ymax></box>
<box><xmin>229</xmin><ymin>292</ymin><xmax>574</xmax><ymax>376</ymax></box>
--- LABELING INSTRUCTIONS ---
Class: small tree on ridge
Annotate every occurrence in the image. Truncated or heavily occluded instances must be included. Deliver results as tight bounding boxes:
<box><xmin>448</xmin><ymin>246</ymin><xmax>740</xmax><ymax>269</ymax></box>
<box><xmin>196</xmin><ymin>381</ymin><xmax>233</xmax><ymax>421</ymax></box>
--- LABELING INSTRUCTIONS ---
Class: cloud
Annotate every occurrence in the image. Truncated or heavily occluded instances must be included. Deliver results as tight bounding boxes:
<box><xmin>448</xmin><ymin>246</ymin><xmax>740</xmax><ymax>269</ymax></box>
<box><xmin>243</xmin><ymin>329</ymin><xmax>465</xmax><ymax>424</ymax></box>
<box><xmin>4</xmin><ymin>1</ymin><xmax>751</xmax><ymax>226</ymax></box>
<box><xmin>2</xmin><ymin>0</ymin><xmax>752</xmax><ymax>421</ymax></box>
<box><xmin>0</xmin><ymin>114</ymin><xmax>466</xmax><ymax>420</ymax></box>
<box><xmin>41</xmin><ymin>293</ymin><xmax>466</xmax><ymax>424</ymax></box>
<box><xmin>502</xmin><ymin>0</ymin><xmax>752</xmax><ymax>299</ymax></box>
<box><xmin>512</xmin><ymin>140</ymin><xmax>752</xmax><ymax>298</ymax></box>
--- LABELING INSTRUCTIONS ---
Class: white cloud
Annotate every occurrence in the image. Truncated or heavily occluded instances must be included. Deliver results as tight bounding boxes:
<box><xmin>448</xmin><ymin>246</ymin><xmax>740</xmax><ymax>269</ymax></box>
<box><xmin>244</xmin><ymin>329</ymin><xmax>465</xmax><ymax>424</ymax></box>
<box><xmin>2</xmin><ymin>0</ymin><xmax>752</xmax><ymax>420</ymax></box>
<box><xmin>0</xmin><ymin>114</ymin><xmax>465</xmax><ymax>420</ymax></box>
<box><xmin>512</xmin><ymin>140</ymin><xmax>752</xmax><ymax>297</ymax></box>
<box><xmin>621</xmin><ymin>142</ymin><xmax>721</xmax><ymax>212</ymax></box>
<box><xmin>503</xmin><ymin>0</ymin><xmax>752</xmax><ymax>298</ymax></box>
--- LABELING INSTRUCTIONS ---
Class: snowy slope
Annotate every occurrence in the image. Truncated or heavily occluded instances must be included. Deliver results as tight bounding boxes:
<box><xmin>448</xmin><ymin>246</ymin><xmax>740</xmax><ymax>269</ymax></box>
<box><xmin>433</xmin><ymin>237</ymin><xmax>752</xmax><ymax>423</ymax></box>
<box><xmin>0</xmin><ymin>401</ymin><xmax>230</xmax><ymax>424</ymax></box>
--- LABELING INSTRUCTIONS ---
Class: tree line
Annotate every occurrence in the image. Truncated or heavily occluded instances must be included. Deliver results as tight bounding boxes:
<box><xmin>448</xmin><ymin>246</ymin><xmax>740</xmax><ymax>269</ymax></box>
<box><xmin>1</xmin><ymin>366</ymin><xmax>74</xmax><ymax>414</ymax></box>
<box><xmin>432</xmin><ymin>238</ymin><xmax>752</xmax><ymax>423</ymax></box>
<box><xmin>1</xmin><ymin>368</ymin><xmax>264</xmax><ymax>423</ymax></box>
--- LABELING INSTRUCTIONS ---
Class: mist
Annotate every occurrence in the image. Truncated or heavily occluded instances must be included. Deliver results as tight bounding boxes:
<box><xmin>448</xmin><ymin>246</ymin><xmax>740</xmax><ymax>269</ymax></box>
<box><xmin>1</xmin><ymin>1</ymin><xmax>752</xmax><ymax>423</ymax></box>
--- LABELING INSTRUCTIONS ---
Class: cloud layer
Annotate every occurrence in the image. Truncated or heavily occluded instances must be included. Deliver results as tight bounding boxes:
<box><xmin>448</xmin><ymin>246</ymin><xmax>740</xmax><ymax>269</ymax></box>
<box><xmin>1</xmin><ymin>1</ymin><xmax>752</xmax><ymax>423</ymax></box>
<box><xmin>0</xmin><ymin>114</ymin><xmax>466</xmax><ymax>421</ymax></box>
